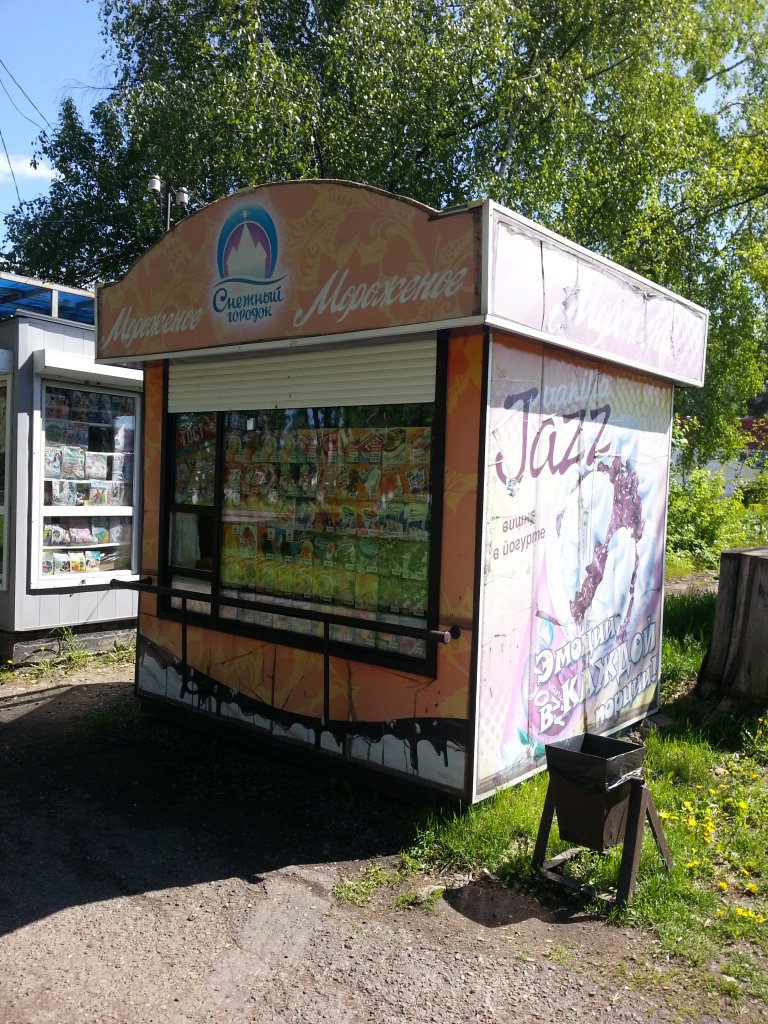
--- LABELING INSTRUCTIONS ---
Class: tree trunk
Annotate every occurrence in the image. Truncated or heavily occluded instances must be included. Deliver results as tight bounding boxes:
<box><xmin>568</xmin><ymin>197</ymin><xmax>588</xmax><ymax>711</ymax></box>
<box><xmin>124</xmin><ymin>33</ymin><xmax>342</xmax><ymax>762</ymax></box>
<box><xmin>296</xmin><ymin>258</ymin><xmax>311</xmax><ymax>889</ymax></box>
<box><xmin>696</xmin><ymin>547</ymin><xmax>768</xmax><ymax>708</ymax></box>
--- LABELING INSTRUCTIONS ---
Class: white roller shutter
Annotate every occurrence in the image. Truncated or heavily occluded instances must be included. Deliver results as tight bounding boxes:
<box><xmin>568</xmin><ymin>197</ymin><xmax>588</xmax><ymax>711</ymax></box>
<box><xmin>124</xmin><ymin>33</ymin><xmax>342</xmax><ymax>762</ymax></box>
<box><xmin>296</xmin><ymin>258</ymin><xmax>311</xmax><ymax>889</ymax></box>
<box><xmin>168</xmin><ymin>337</ymin><xmax>436</xmax><ymax>413</ymax></box>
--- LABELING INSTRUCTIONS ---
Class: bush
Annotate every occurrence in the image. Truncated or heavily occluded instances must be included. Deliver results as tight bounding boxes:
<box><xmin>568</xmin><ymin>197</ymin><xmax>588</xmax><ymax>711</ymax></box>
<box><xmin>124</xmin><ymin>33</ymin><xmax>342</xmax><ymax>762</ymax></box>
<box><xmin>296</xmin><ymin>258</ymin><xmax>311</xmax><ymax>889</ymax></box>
<box><xmin>663</xmin><ymin>550</ymin><xmax>697</xmax><ymax>580</ymax></box>
<box><xmin>740</xmin><ymin>473</ymin><xmax>768</xmax><ymax>507</ymax></box>
<box><xmin>666</xmin><ymin>470</ymin><xmax>747</xmax><ymax>568</ymax></box>
<box><xmin>666</xmin><ymin>469</ymin><xmax>768</xmax><ymax>569</ymax></box>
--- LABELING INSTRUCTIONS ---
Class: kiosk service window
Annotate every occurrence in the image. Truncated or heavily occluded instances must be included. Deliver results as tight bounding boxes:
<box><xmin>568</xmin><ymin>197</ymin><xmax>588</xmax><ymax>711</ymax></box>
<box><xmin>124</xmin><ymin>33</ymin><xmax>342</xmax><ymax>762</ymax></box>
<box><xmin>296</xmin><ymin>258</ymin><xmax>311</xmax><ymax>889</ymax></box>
<box><xmin>167</xmin><ymin>400</ymin><xmax>435</xmax><ymax>661</ymax></box>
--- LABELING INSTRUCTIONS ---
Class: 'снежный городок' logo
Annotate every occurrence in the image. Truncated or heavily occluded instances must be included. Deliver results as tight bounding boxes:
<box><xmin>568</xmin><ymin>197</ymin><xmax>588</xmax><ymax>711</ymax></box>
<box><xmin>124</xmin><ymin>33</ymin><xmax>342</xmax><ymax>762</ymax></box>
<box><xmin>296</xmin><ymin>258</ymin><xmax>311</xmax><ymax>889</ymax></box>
<box><xmin>212</xmin><ymin>205</ymin><xmax>285</xmax><ymax>325</ymax></box>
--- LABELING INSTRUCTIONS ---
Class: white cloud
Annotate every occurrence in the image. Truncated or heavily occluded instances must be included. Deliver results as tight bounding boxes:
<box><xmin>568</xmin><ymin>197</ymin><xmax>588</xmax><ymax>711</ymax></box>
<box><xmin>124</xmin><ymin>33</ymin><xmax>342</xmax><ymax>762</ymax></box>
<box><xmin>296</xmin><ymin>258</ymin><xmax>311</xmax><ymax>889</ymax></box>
<box><xmin>0</xmin><ymin>155</ymin><xmax>56</xmax><ymax>184</ymax></box>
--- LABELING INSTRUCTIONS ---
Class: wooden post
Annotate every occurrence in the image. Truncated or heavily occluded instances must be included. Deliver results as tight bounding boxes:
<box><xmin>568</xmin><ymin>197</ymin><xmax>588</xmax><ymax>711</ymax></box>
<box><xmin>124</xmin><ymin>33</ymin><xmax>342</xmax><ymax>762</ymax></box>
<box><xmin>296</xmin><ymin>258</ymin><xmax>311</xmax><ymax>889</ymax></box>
<box><xmin>616</xmin><ymin>780</ymin><xmax>648</xmax><ymax>905</ymax></box>
<box><xmin>697</xmin><ymin>547</ymin><xmax>768</xmax><ymax>707</ymax></box>
<box><xmin>532</xmin><ymin>783</ymin><xmax>556</xmax><ymax>869</ymax></box>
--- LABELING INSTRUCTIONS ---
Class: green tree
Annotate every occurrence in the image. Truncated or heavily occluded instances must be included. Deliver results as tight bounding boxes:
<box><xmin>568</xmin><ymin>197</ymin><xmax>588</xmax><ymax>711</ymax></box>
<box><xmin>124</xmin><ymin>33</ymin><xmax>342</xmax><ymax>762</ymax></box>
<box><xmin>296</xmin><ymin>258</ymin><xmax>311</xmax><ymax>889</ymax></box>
<box><xmin>2</xmin><ymin>0</ymin><xmax>767</xmax><ymax>462</ymax></box>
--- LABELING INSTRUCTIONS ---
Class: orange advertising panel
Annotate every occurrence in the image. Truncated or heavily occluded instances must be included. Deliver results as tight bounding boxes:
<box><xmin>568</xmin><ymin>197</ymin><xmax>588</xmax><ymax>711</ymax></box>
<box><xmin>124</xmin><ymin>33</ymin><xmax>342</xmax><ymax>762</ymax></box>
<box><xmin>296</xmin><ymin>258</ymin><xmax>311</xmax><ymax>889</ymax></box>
<box><xmin>98</xmin><ymin>182</ymin><xmax>480</xmax><ymax>362</ymax></box>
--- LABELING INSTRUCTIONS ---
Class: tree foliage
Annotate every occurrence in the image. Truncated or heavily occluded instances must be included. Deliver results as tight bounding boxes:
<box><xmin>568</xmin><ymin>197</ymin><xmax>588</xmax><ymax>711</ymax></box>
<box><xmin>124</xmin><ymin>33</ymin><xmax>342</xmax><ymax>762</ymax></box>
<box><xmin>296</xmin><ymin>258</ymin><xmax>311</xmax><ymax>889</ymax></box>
<box><xmin>2</xmin><ymin>0</ymin><xmax>767</xmax><ymax>462</ymax></box>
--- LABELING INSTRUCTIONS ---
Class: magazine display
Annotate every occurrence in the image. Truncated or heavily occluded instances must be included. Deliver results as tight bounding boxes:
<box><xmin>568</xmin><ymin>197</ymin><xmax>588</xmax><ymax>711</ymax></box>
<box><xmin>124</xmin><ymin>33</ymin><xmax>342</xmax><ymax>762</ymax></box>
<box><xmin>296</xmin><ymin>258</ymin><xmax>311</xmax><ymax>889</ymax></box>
<box><xmin>42</xmin><ymin>386</ymin><xmax>135</xmax><ymax>578</ymax></box>
<box><xmin>211</xmin><ymin>410</ymin><xmax>433</xmax><ymax>657</ymax></box>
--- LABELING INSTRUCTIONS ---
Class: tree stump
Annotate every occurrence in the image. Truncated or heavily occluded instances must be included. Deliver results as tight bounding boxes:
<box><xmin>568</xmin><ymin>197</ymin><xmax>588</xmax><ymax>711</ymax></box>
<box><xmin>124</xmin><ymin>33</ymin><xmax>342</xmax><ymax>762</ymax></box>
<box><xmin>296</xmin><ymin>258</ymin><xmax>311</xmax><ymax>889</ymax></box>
<box><xmin>696</xmin><ymin>547</ymin><xmax>768</xmax><ymax>707</ymax></box>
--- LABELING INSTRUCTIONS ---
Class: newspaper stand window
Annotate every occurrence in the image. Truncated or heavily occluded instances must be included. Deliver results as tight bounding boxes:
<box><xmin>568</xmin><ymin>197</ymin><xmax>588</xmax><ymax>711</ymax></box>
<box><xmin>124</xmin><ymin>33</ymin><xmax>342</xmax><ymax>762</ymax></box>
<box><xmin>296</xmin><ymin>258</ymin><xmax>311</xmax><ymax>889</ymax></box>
<box><xmin>41</xmin><ymin>384</ymin><xmax>136</xmax><ymax>582</ymax></box>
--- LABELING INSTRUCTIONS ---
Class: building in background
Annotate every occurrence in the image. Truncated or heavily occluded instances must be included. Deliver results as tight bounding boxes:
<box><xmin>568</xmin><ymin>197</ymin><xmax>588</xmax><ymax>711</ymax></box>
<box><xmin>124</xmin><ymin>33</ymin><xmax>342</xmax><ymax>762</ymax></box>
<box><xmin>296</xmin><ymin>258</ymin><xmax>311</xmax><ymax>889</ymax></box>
<box><xmin>0</xmin><ymin>273</ymin><xmax>142</xmax><ymax>663</ymax></box>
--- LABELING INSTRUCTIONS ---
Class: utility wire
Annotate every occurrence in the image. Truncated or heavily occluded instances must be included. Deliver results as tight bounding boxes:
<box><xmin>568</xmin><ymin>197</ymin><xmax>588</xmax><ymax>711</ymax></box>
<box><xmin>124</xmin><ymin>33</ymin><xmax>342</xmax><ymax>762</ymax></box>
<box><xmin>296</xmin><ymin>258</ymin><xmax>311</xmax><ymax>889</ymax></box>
<box><xmin>0</xmin><ymin>126</ymin><xmax>21</xmax><ymax>204</ymax></box>
<box><xmin>0</xmin><ymin>57</ymin><xmax>54</xmax><ymax>131</ymax></box>
<box><xmin>0</xmin><ymin>72</ymin><xmax>45</xmax><ymax>132</ymax></box>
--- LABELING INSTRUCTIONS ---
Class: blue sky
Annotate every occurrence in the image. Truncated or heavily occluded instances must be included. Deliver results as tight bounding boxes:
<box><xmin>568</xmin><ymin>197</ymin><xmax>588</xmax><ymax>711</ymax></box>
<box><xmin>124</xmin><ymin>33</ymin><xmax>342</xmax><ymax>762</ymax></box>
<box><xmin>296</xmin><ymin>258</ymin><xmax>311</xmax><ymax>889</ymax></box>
<box><xmin>0</xmin><ymin>0</ymin><xmax>105</xmax><ymax>253</ymax></box>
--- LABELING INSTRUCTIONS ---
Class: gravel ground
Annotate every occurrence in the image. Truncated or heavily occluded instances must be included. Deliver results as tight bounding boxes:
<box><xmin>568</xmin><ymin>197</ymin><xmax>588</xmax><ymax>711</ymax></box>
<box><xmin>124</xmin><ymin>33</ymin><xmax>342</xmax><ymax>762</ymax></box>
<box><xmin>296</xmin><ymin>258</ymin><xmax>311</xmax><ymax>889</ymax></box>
<box><xmin>0</xmin><ymin>660</ymin><xmax>760</xmax><ymax>1024</ymax></box>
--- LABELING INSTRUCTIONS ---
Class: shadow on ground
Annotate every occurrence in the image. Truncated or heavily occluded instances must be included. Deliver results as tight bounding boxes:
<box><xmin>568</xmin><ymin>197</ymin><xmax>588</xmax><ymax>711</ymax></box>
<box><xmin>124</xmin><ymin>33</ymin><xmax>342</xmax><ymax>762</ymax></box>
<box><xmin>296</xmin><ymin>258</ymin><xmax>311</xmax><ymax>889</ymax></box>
<box><xmin>443</xmin><ymin>878</ymin><xmax>592</xmax><ymax>928</ymax></box>
<box><xmin>0</xmin><ymin>679</ymin><xmax>417</xmax><ymax>936</ymax></box>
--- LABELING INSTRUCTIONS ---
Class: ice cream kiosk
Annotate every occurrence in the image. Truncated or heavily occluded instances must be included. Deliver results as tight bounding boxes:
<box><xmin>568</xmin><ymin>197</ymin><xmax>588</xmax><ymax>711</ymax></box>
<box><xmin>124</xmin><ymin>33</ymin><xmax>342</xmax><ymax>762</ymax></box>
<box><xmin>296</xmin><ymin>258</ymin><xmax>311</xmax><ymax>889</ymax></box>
<box><xmin>96</xmin><ymin>181</ymin><xmax>708</xmax><ymax>801</ymax></box>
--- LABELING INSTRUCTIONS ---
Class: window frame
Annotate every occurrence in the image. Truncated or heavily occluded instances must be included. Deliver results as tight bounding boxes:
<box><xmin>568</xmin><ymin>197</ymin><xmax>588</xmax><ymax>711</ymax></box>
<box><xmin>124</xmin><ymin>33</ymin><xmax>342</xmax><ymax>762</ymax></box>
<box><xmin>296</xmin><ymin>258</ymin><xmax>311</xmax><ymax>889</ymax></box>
<box><xmin>0</xmin><ymin>374</ymin><xmax>10</xmax><ymax>591</ymax></box>
<box><xmin>33</xmin><ymin>379</ymin><xmax>142</xmax><ymax>588</ymax></box>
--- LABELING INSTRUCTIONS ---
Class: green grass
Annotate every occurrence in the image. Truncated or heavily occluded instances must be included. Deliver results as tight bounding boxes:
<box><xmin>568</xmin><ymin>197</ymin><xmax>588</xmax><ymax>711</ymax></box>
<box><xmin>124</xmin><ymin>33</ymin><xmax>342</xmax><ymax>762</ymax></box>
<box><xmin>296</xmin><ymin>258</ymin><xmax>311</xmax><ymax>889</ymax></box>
<box><xmin>664</xmin><ymin>549</ymin><xmax>698</xmax><ymax>580</ymax></box>
<box><xmin>56</xmin><ymin>626</ymin><xmax>90</xmax><ymax>669</ymax></box>
<box><xmin>83</xmin><ymin>700</ymin><xmax>145</xmax><ymax>740</ymax></box>
<box><xmin>333</xmin><ymin>862</ymin><xmax>408</xmax><ymax>906</ymax></box>
<box><xmin>333</xmin><ymin>591</ymin><xmax>768</xmax><ymax>1004</ymax></box>
<box><xmin>102</xmin><ymin>637</ymin><xmax>137</xmax><ymax>665</ymax></box>
<box><xmin>1</xmin><ymin>634</ymin><xmax>136</xmax><ymax>679</ymax></box>
<box><xmin>659</xmin><ymin>591</ymin><xmax>717</xmax><ymax>695</ymax></box>
<box><xmin>662</xmin><ymin>591</ymin><xmax>717</xmax><ymax>641</ymax></box>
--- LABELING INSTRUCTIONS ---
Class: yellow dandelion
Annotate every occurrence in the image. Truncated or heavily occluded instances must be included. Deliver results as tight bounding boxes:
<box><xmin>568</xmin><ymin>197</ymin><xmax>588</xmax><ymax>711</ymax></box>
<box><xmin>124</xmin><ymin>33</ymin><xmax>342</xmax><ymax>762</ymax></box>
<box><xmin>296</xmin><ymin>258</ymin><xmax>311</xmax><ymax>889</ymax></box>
<box><xmin>717</xmin><ymin>880</ymin><xmax>728</xmax><ymax>892</ymax></box>
<box><xmin>746</xmin><ymin>883</ymin><xmax>757</xmax><ymax>894</ymax></box>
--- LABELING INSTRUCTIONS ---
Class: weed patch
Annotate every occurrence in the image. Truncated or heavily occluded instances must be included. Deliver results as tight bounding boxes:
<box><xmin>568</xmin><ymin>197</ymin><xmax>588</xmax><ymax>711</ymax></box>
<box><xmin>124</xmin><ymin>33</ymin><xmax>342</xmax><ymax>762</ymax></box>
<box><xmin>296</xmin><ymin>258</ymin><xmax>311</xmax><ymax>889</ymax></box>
<box><xmin>83</xmin><ymin>701</ymin><xmax>144</xmax><ymax>740</ymax></box>
<box><xmin>333</xmin><ymin>862</ymin><xmax>403</xmax><ymax>906</ymax></box>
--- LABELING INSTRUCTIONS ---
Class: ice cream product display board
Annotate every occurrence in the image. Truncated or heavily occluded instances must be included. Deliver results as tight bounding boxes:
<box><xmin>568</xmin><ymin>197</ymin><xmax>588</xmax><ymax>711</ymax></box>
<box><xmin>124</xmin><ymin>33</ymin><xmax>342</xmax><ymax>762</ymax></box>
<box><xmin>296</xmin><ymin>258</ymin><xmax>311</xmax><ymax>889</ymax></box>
<box><xmin>41</xmin><ymin>385</ymin><xmax>135</xmax><ymax>579</ymax></box>
<box><xmin>171</xmin><ymin>404</ymin><xmax>433</xmax><ymax>658</ymax></box>
<box><xmin>97</xmin><ymin>181</ymin><xmax>709</xmax><ymax>801</ymax></box>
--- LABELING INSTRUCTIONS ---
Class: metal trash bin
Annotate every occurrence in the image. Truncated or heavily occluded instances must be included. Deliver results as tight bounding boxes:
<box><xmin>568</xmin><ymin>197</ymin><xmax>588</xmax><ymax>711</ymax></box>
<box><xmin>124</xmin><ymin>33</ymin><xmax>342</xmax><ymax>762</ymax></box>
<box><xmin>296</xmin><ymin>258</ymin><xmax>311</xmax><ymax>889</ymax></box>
<box><xmin>544</xmin><ymin>733</ymin><xmax>645</xmax><ymax>852</ymax></box>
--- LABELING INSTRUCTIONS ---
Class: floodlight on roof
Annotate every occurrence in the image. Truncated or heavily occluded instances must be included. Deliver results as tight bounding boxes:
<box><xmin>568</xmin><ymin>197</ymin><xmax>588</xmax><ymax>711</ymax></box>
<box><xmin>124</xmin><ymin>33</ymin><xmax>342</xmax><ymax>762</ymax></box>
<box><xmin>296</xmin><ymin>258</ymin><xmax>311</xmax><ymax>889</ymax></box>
<box><xmin>147</xmin><ymin>174</ymin><xmax>190</xmax><ymax>233</ymax></box>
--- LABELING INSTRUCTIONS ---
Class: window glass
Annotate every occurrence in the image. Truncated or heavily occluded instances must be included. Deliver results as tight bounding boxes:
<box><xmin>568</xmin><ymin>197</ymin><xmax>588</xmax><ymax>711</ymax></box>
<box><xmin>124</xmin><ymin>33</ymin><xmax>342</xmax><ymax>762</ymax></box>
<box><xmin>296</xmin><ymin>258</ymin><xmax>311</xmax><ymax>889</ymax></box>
<box><xmin>170</xmin><ymin>413</ymin><xmax>217</xmax><ymax>574</ymax></box>
<box><xmin>219</xmin><ymin>404</ymin><xmax>433</xmax><ymax>657</ymax></box>
<box><xmin>170</xmin><ymin>511</ymin><xmax>215</xmax><ymax>571</ymax></box>
<box><xmin>173</xmin><ymin>413</ymin><xmax>217</xmax><ymax>506</ymax></box>
<box><xmin>42</xmin><ymin>385</ymin><xmax>136</xmax><ymax>580</ymax></box>
<box><xmin>0</xmin><ymin>378</ymin><xmax>7</xmax><ymax>584</ymax></box>
<box><xmin>41</xmin><ymin>517</ymin><xmax>131</xmax><ymax>577</ymax></box>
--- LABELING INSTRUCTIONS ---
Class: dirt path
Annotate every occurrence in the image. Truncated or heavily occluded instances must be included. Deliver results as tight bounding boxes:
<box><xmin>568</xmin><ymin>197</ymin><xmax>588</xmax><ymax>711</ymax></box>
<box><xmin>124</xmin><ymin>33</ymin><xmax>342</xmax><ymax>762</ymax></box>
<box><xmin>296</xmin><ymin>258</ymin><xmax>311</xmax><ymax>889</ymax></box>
<box><xmin>663</xmin><ymin>570</ymin><xmax>719</xmax><ymax>597</ymax></box>
<box><xmin>0</xmin><ymin>664</ymin><xmax>758</xmax><ymax>1024</ymax></box>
